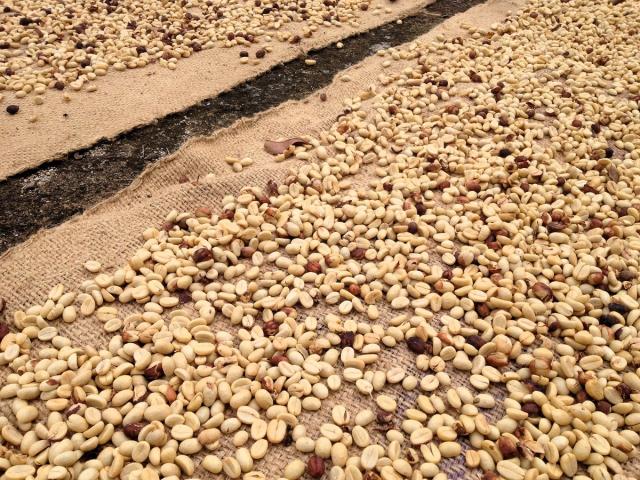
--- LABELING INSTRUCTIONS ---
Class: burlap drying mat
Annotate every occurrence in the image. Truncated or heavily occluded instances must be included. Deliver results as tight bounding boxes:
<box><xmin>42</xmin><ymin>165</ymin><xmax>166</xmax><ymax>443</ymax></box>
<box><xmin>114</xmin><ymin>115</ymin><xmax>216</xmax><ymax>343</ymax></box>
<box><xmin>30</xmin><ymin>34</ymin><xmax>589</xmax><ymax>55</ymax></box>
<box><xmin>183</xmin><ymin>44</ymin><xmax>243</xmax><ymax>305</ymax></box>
<box><xmin>5</xmin><ymin>0</ymin><xmax>638</xmax><ymax>477</ymax></box>
<box><xmin>0</xmin><ymin>0</ymin><xmax>436</xmax><ymax>182</ymax></box>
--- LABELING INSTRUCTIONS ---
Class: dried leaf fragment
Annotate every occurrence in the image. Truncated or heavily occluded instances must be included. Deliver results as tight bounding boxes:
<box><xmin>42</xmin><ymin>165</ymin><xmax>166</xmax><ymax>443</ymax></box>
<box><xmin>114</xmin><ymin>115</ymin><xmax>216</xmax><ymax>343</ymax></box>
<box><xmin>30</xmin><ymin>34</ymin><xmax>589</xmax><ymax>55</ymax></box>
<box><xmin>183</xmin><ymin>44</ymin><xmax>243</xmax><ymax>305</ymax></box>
<box><xmin>264</xmin><ymin>137</ymin><xmax>309</xmax><ymax>155</ymax></box>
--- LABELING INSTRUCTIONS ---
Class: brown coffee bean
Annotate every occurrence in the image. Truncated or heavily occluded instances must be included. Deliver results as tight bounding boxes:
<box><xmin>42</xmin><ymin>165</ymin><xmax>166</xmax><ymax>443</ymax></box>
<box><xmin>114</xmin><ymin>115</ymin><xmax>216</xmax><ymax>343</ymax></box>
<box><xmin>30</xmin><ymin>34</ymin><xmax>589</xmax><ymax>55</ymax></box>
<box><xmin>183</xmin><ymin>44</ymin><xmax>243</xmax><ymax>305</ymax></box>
<box><xmin>263</xmin><ymin>321</ymin><xmax>279</xmax><ymax>336</ymax></box>
<box><xmin>347</xmin><ymin>284</ymin><xmax>361</xmax><ymax>297</ymax></box>
<box><xmin>406</xmin><ymin>337</ymin><xmax>426</xmax><ymax>354</ymax></box>
<box><xmin>306</xmin><ymin>261</ymin><xmax>322</xmax><ymax>273</ymax></box>
<box><xmin>144</xmin><ymin>363</ymin><xmax>164</xmax><ymax>380</ymax></box>
<box><xmin>192</xmin><ymin>248</ymin><xmax>213</xmax><ymax>262</ymax></box>
<box><xmin>497</xmin><ymin>436</ymin><xmax>518</xmax><ymax>459</ymax></box>
<box><xmin>307</xmin><ymin>455</ymin><xmax>325</xmax><ymax>478</ymax></box>
<box><xmin>0</xmin><ymin>321</ymin><xmax>9</xmax><ymax>342</ymax></box>
<box><xmin>521</xmin><ymin>401</ymin><xmax>540</xmax><ymax>416</ymax></box>
<box><xmin>339</xmin><ymin>332</ymin><xmax>355</xmax><ymax>348</ymax></box>
<box><xmin>123</xmin><ymin>422</ymin><xmax>146</xmax><ymax>439</ymax></box>
<box><xmin>466</xmin><ymin>335</ymin><xmax>486</xmax><ymax>350</ymax></box>
<box><xmin>270</xmin><ymin>353</ymin><xmax>288</xmax><ymax>365</ymax></box>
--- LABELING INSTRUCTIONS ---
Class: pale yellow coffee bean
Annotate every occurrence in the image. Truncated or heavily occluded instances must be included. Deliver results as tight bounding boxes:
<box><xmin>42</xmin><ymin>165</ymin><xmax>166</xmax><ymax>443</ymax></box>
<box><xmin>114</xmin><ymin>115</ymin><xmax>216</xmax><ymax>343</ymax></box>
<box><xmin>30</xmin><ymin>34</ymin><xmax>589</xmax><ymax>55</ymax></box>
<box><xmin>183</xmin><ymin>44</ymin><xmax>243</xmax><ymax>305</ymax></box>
<box><xmin>376</xmin><ymin>395</ymin><xmax>397</xmax><ymax>412</ymax></box>
<box><xmin>284</xmin><ymin>459</ymin><xmax>305</xmax><ymax>480</ymax></box>
<box><xmin>202</xmin><ymin>455</ymin><xmax>222</xmax><ymax>474</ymax></box>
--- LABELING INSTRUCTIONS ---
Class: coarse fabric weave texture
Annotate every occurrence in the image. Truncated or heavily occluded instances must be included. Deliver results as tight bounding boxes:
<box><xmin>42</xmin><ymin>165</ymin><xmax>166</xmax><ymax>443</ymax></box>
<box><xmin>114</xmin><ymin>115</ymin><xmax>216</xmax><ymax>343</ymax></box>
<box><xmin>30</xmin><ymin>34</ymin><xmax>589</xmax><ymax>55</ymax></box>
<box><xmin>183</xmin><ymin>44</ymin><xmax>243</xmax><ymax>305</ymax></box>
<box><xmin>0</xmin><ymin>0</ymin><xmax>433</xmax><ymax>182</ymax></box>
<box><xmin>2</xmin><ymin>0</ymin><xmax>638</xmax><ymax>477</ymax></box>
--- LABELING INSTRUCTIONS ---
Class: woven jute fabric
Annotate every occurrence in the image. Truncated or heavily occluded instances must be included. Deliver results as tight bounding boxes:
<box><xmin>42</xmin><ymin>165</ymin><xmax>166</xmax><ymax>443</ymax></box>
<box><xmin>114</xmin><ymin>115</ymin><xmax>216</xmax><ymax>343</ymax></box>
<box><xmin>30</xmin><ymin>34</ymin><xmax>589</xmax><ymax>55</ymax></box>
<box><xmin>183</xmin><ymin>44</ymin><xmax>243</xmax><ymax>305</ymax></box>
<box><xmin>0</xmin><ymin>0</ymin><xmax>434</xmax><ymax>182</ymax></box>
<box><xmin>2</xmin><ymin>0</ymin><xmax>637</xmax><ymax>477</ymax></box>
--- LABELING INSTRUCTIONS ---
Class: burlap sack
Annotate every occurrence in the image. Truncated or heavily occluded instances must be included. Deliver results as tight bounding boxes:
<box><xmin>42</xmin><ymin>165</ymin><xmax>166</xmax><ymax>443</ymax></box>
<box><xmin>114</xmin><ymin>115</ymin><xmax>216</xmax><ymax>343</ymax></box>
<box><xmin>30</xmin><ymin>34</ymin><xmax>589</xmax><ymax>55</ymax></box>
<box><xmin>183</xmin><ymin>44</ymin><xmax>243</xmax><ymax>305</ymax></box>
<box><xmin>0</xmin><ymin>0</ymin><xmax>434</xmax><ymax>182</ymax></box>
<box><xmin>2</xmin><ymin>0</ymin><xmax>636</xmax><ymax>477</ymax></box>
